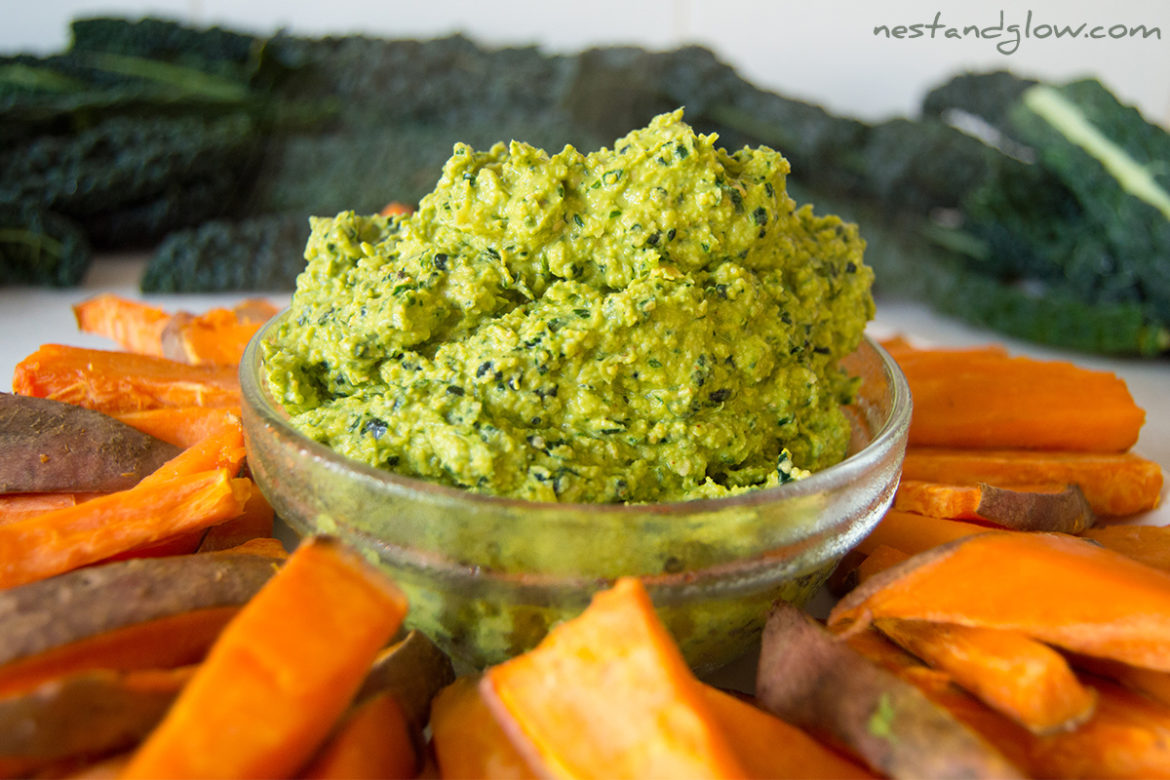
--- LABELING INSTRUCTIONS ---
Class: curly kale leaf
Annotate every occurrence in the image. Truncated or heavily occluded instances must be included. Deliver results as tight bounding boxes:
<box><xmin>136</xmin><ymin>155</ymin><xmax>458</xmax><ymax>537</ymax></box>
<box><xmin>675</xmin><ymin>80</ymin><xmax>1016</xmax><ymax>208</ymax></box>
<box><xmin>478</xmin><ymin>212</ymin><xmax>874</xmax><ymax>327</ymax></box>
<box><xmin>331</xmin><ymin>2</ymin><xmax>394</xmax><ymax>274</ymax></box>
<box><xmin>0</xmin><ymin>206</ymin><xmax>91</xmax><ymax>287</ymax></box>
<box><xmin>141</xmin><ymin>213</ymin><xmax>311</xmax><ymax>292</ymax></box>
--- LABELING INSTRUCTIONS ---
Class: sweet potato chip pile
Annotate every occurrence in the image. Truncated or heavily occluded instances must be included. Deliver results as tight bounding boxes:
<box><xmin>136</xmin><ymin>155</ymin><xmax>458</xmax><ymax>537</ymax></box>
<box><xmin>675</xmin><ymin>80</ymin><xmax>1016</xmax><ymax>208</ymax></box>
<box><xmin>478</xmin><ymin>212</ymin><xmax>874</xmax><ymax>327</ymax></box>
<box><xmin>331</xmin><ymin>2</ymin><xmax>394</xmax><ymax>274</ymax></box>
<box><xmin>0</xmin><ymin>300</ymin><xmax>1166</xmax><ymax>778</ymax></box>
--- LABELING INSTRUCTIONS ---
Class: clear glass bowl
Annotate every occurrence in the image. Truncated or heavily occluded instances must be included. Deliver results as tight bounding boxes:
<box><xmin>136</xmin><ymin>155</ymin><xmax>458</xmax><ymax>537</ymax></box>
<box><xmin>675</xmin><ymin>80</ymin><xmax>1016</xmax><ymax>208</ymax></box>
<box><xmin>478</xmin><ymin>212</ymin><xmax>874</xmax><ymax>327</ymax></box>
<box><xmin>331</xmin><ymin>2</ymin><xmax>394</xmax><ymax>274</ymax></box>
<box><xmin>240</xmin><ymin>313</ymin><xmax>911</xmax><ymax>672</ymax></box>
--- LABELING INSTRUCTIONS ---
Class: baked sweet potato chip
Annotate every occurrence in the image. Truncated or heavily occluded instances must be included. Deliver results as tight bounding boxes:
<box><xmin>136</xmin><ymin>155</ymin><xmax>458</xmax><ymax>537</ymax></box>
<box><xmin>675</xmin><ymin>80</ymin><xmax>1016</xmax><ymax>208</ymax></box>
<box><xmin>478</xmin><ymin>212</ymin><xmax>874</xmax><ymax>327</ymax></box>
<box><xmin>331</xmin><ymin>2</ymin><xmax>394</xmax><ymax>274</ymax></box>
<box><xmin>0</xmin><ymin>666</ymin><xmax>193</xmax><ymax>777</ymax></box>
<box><xmin>12</xmin><ymin>344</ymin><xmax>241</xmax><ymax>413</ymax></box>
<box><xmin>830</xmin><ymin>531</ymin><xmax>1170</xmax><ymax>672</ymax></box>
<box><xmin>122</xmin><ymin>536</ymin><xmax>409</xmax><ymax>779</ymax></box>
<box><xmin>0</xmin><ymin>393</ymin><xmax>180</xmax><ymax>494</ymax></box>
<box><xmin>756</xmin><ymin>600</ymin><xmax>1022</xmax><ymax>779</ymax></box>
<box><xmin>0</xmin><ymin>547</ymin><xmax>284</xmax><ymax>696</ymax></box>
<box><xmin>480</xmin><ymin>577</ymin><xmax>748</xmax><ymax>779</ymax></box>
<box><xmin>894</xmin><ymin>480</ymin><xmax>1095</xmax><ymax>533</ymax></box>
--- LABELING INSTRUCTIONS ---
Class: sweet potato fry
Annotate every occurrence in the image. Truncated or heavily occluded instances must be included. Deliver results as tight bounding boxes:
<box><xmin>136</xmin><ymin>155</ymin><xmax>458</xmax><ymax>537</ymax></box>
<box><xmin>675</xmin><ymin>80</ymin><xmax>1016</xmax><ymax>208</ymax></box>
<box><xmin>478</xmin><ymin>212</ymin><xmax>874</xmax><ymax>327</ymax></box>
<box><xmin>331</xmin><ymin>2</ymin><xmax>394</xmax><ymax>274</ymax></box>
<box><xmin>755</xmin><ymin>600</ymin><xmax>1022</xmax><ymax>779</ymax></box>
<box><xmin>0</xmin><ymin>666</ymin><xmax>193</xmax><ymax>778</ymax></box>
<box><xmin>121</xmin><ymin>536</ymin><xmax>409</xmax><ymax>780</ymax></box>
<box><xmin>111</xmin><ymin>406</ymin><xmax>244</xmax><ymax>449</ymax></box>
<box><xmin>0</xmin><ymin>547</ymin><xmax>283</xmax><ymax>696</ymax></box>
<box><xmin>901</xmin><ymin>447</ymin><xmax>1163</xmax><ymax>518</ymax></box>
<box><xmin>160</xmin><ymin>299</ymin><xmax>278</xmax><ymax>367</ymax></box>
<box><xmin>854</xmin><ymin>544</ymin><xmax>911</xmax><ymax>584</ymax></box>
<box><xmin>93</xmin><ymin>416</ymin><xmax>252</xmax><ymax>564</ymax></box>
<box><xmin>430</xmin><ymin>676</ymin><xmax>538</xmax><ymax>780</ymax></box>
<box><xmin>12</xmin><ymin>344</ymin><xmax>241</xmax><ymax>413</ymax></box>
<box><xmin>840</xmin><ymin>627</ymin><xmax>955</xmax><ymax>696</ymax></box>
<box><xmin>0</xmin><ymin>493</ymin><xmax>100</xmax><ymax>525</ymax></box>
<box><xmin>480</xmin><ymin>577</ymin><xmax>748</xmax><ymax>779</ymax></box>
<box><xmin>894</xmin><ymin>349</ymin><xmax>1144</xmax><ymax>452</ymax></box>
<box><xmin>96</xmin><ymin>528</ymin><xmax>208</xmax><ymax>563</ymax></box>
<box><xmin>1069</xmin><ymin>653</ymin><xmax>1170</xmax><ymax>709</ymax></box>
<box><xmin>0</xmin><ymin>469</ymin><xmax>251</xmax><ymax>589</ymax></box>
<box><xmin>71</xmin><ymin>294</ymin><xmax>170</xmax><ymax>357</ymax></box>
<box><xmin>893</xmin><ymin>480</ymin><xmax>987</xmax><ymax>521</ymax></box>
<box><xmin>302</xmin><ymin>629</ymin><xmax>455</xmax><ymax>779</ymax></box>
<box><xmin>873</xmin><ymin>618</ymin><xmax>1097</xmax><ymax>734</ymax></box>
<box><xmin>73</xmin><ymin>294</ymin><xmax>277</xmax><ymax>367</ymax></box>
<box><xmin>1011</xmin><ymin>677</ymin><xmax>1170</xmax><ymax>779</ymax></box>
<box><xmin>297</xmin><ymin>691</ymin><xmax>417</xmax><ymax>780</ymax></box>
<box><xmin>698</xmin><ymin>684</ymin><xmax>876</xmax><ymax>779</ymax></box>
<box><xmin>135</xmin><ymin>416</ymin><xmax>245</xmax><ymax>486</ymax></box>
<box><xmin>1082</xmin><ymin>524</ymin><xmax>1170</xmax><ymax>573</ymax></box>
<box><xmin>830</xmin><ymin>531</ymin><xmax>1170</xmax><ymax>672</ymax></box>
<box><xmin>355</xmin><ymin>629</ymin><xmax>455</xmax><ymax>747</ymax></box>
<box><xmin>894</xmin><ymin>479</ymin><xmax>1095</xmax><ymax>533</ymax></box>
<box><xmin>195</xmin><ymin>488</ymin><xmax>274</xmax><ymax>553</ymax></box>
<box><xmin>847</xmin><ymin>629</ymin><xmax>1170</xmax><ymax>779</ymax></box>
<box><xmin>0</xmin><ymin>393</ymin><xmax>181</xmax><ymax>494</ymax></box>
<box><xmin>856</xmin><ymin>509</ymin><xmax>988</xmax><ymax>557</ymax></box>
<box><xmin>828</xmin><ymin>544</ymin><xmax>910</xmax><ymax>597</ymax></box>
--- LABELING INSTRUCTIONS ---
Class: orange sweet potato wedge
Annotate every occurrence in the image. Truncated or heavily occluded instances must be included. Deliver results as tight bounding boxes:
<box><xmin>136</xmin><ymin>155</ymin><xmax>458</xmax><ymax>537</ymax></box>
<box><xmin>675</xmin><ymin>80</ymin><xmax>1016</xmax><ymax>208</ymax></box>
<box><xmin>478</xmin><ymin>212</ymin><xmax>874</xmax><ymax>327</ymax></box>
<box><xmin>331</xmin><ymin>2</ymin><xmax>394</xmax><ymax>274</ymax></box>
<box><xmin>756</xmin><ymin>600</ymin><xmax>1023</xmax><ymax>778</ymax></box>
<box><xmin>848</xmin><ymin>628</ymin><xmax>1170</xmax><ymax>779</ymax></box>
<box><xmin>894</xmin><ymin>480</ymin><xmax>1095</xmax><ymax>533</ymax></box>
<box><xmin>0</xmin><ymin>393</ymin><xmax>181</xmax><ymax>495</ymax></box>
<box><xmin>698</xmin><ymin>684</ymin><xmax>876</xmax><ymax>779</ymax></box>
<box><xmin>480</xmin><ymin>577</ymin><xmax>749</xmax><ymax>779</ymax></box>
<box><xmin>874</xmin><ymin>618</ymin><xmax>1097</xmax><ymax>735</ymax></box>
<box><xmin>121</xmin><ymin>536</ymin><xmax>409</xmax><ymax>780</ymax></box>
<box><xmin>72</xmin><ymin>294</ymin><xmax>170</xmax><ymax>357</ymax></box>
<box><xmin>901</xmin><ymin>448</ymin><xmax>1162</xmax><ymax>518</ymax></box>
<box><xmin>430</xmin><ymin>676</ymin><xmax>539</xmax><ymax>780</ymax></box>
<box><xmin>894</xmin><ymin>349</ymin><xmax>1144</xmax><ymax>452</ymax></box>
<box><xmin>856</xmin><ymin>509</ymin><xmax>989</xmax><ymax>557</ymax></box>
<box><xmin>830</xmin><ymin>531</ymin><xmax>1170</xmax><ymax>672</ymax></box>
<box><xmin>0</xmin><ymin>469</ymin><xmax>250</xmax><ymax>589</ymax></box>
<box><xmin>1082</xmin><ymin>524</ymin><xmax>1170</xmax><ymax>573</ymax></box>
<box><xmin>12</xmin><ymin>345</ymin><xmax>240</xmax><ymax>413</ymax></box>
<box><xmin>0</xmin><ymin>545</ymin><xmax>285</xmax><ymax>697</ymax></box>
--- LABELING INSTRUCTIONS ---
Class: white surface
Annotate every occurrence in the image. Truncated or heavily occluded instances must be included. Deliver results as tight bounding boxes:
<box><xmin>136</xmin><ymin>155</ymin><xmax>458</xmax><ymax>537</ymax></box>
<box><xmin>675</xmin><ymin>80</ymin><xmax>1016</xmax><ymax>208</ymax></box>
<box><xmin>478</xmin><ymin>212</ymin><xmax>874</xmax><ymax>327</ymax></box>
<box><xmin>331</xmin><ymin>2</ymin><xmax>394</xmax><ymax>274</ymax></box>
<box><xmin>1</xmin><ymin>254</ymin><xmax>1166</xmax><ymax>528</ymax></box>
<box><xmin>4</xmin><ymin>1</ymin><xmax>1169</xmax><ymax>126</ymax></box>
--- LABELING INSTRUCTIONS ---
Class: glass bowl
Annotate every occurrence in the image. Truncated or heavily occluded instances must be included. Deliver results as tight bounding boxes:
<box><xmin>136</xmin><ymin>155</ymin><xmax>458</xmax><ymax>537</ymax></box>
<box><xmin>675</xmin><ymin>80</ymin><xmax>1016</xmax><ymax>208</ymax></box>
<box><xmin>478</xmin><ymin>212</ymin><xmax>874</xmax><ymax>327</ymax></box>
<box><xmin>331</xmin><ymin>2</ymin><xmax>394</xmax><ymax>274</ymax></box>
<box><xmin>240</xmin><ymin>313</ymin><xmax>911</xmax><ymax>672</ymax></box>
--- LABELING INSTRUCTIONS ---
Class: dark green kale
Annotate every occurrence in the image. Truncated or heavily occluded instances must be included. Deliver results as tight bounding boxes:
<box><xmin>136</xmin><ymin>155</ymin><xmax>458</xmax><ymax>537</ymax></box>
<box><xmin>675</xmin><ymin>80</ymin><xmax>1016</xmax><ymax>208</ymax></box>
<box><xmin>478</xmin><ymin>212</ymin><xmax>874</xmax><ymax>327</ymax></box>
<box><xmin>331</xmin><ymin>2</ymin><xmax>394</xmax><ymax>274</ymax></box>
<box><xmin>733</xmin><ymin>68</ymin><xmax>1170</xmax><ymax>356</ymax></box>
<box><xmin>786</xmin><ymin>180</ymin><xmax>1170</xmax><ymax>357</ymax></box>
<box><xmin>0</xmin><ymin>205</ymin><xmax>91</xmax><ymax>287</ymax></box>
<box><xmin>925</xmin><ymin>76</ymin><xmax>1170</xmax><ymax>341</ymax></box>
<box><xmin>0</xmin><ymin>113</ymin><xmax>261</xmax><ymax>247</ymax></box>
<box><xmin>921</xmin><ymin>70</ymin><xmax>1038</xmax><ymax>131</ymax></box>
<box><xmin>930</xmin><ymin>268</ymin><xmax>1170</xmax><ymax>357</ymax></box>
<box><xmin>1007</xmin><ymin>80</ymin><xmax>1170</xmax><ymax>319</ymax></box>
<box><xmin>141</xmin><ymin>213</ymin><xmax>310</xmax><ymax>292</ymax></box>
<box><xmin>700</xmin><ymin>87</ymin><xmax>1001</xmax><ymax>215</ymax></box>
<box><xmin>67</xmin><ymin>16</ymin><xmax>260</xmax><ymax>78</ymax></box>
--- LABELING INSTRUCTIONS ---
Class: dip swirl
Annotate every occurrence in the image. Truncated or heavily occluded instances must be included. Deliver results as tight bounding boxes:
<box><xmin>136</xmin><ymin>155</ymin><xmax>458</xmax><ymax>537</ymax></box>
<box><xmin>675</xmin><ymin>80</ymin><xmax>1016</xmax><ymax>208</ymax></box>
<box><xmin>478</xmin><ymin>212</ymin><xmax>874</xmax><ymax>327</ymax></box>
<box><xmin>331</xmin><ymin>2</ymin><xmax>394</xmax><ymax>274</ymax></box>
<box><xmin>262</xmin><ymin>110</ymin><xmax>874</xmax><ymax>503</ymax></box>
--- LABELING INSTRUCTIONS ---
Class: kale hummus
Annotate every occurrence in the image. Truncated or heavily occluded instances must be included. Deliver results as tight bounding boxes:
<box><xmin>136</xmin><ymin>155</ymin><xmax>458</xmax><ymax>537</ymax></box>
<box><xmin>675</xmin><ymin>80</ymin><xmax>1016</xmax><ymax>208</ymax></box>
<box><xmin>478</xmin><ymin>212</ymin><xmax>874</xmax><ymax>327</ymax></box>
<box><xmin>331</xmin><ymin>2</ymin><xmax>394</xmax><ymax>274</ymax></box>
<box><xmin>262</xmin><ymin>110</ymin><xmax>874</xmax><ymax>503</ymax></box>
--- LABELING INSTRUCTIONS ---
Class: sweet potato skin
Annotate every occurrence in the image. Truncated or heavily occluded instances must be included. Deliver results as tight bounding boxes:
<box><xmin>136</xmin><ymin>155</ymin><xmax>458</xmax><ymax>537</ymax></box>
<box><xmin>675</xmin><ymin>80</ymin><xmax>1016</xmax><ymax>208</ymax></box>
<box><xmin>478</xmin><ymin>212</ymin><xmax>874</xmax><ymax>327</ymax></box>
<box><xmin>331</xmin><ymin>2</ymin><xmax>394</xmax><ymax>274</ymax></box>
<box><xmin>356</xmin><ymin>629</ymin><xmax>455</xmax><ymax>742</ymax></box>
<box><xmin>756</xmin><ymin>600</ymin><xmax>1023</xmax><ymax>779</ymax></box>
<box><xmin>0</xmin><ymin>667</ymin><xmax>192</xmax><ymax>776</ymax></box>
<box><xmin>120</xmin><ymin>536</ymin><xmax>409</xmax><ymax>780</ymax></box>
<box><xmin>0</xmin><ymin>551</ymin><xmax>282</xmax><ymax>670</ymax></box>
<box><xmin>0</xmin><ymin>393</ymin><xmax>181</xmax><ymax>494</ymax></box>
<box><xmin>830</xmin><ymin>531</ymin><xmax>1170</xmax><ymax>672</ymax></box>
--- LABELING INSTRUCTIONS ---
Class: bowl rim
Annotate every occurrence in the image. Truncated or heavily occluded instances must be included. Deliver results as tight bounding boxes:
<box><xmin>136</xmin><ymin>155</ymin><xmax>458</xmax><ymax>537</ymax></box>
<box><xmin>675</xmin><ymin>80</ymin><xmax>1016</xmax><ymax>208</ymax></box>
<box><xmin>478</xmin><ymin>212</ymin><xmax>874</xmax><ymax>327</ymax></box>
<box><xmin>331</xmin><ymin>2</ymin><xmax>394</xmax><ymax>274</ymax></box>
<box><xmin>240</xmin><ymin>311</ymin><xmax>912</xmax><ymax>516</ymax></box>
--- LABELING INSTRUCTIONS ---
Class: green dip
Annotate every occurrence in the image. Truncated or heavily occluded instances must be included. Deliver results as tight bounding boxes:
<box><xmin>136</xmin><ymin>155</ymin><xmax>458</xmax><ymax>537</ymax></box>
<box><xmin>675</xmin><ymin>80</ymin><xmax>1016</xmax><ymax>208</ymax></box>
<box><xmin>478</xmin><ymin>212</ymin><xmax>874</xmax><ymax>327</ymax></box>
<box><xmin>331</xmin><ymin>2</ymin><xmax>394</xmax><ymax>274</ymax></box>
<box><xmin>263</xmin><ymin>109</ymin><xmax>874</xmax><ymax>503</ymax></box>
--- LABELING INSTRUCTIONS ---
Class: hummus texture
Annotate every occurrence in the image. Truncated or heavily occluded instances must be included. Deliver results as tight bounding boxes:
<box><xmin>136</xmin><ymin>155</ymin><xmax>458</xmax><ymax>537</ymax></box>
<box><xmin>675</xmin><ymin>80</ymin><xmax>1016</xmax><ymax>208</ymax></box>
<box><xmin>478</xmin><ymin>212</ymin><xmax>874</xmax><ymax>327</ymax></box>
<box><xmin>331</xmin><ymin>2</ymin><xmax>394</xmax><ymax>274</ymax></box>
<box><xmin>263</xmin><ymin>110</ymin><xmax>874</xmax><ymax>503</ymax></box>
